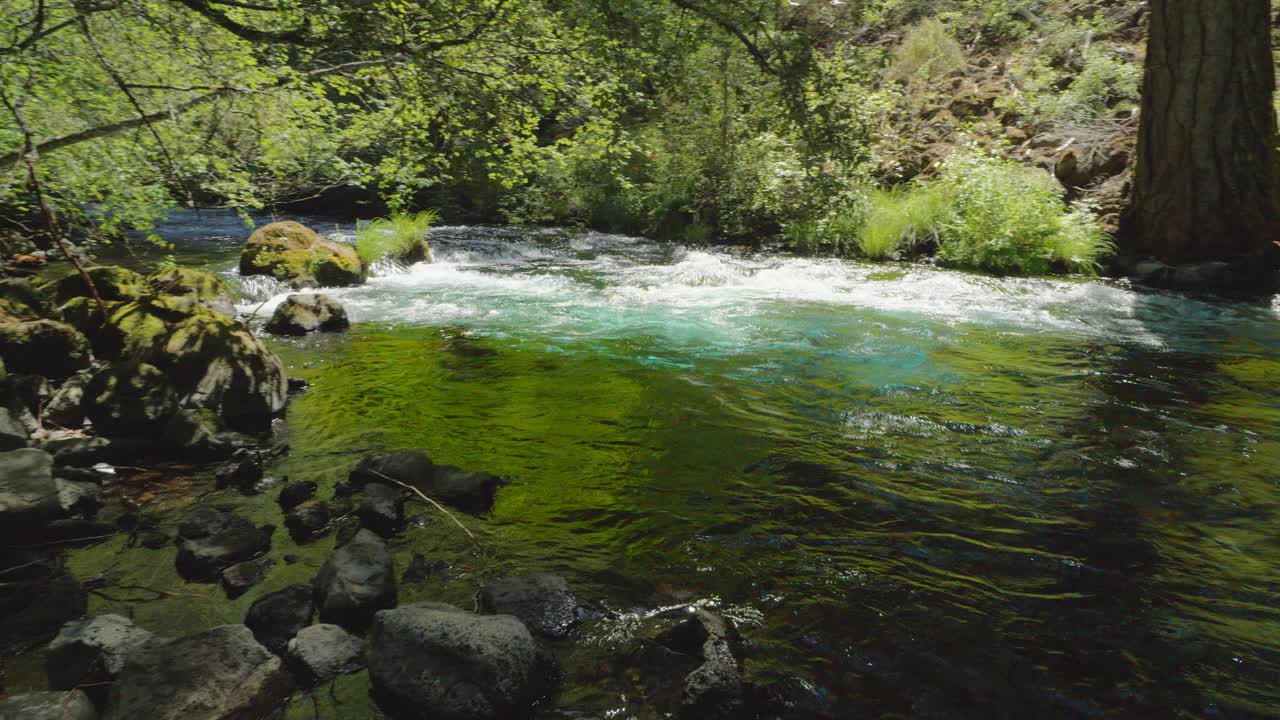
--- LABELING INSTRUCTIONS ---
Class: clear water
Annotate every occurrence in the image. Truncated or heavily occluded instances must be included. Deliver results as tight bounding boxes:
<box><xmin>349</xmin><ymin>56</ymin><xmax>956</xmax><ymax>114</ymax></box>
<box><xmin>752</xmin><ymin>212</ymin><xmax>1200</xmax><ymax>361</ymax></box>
<box><xmin>23</xmin><ymin>217</ymin><xmax>1280</xmax><ymax>718</ymax></box>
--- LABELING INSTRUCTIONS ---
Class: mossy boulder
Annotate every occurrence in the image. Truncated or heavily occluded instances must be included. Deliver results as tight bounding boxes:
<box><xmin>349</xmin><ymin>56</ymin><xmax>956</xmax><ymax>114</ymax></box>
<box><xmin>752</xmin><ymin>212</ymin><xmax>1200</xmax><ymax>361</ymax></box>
<box><xmin>0</xmin><ymin>319</ymin><xmax>92</xmax><ymax>379</ymax></box>
<box><xmin>147</xmin><ymin>267</ymin><xmax>237</xmax><ymax>317</ymax></box>
<box><xmin>83</xmin><ymin>363</ymin><xmax>179</xmax><ymax>435</ymax></box>
<box><xmin>241</xmin><ymin>221</ymin><xmax>365</xmax><ymax>288</ymax></box>
<box><xmin>0</xmin><ymin>278</ymin><xmax>47</xmax><ymax>320</ymax></box>
<box><xmin>59</xmin><ymin>292</ymin><xmax>286</xmax><ymax>433</ymax></box>
<box><xmin>54</xmin><ymin>267</ymin><xmax>150</xmax><ymax>305</ymax></box>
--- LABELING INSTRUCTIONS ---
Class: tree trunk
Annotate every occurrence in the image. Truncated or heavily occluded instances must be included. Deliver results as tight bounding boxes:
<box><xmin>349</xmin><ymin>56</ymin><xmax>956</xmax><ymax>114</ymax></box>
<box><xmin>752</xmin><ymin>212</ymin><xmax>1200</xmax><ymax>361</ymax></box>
<box><xmin>1124</xmin><ymin>0</ymin><xmax>1280</xmax><ymax>264</ymax></box>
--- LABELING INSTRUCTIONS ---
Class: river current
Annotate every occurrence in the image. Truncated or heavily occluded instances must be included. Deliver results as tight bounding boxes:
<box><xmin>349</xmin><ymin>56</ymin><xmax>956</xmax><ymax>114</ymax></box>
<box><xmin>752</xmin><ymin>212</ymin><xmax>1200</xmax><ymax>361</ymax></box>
<box><xmin>23</xmin><ymin>217</ymin><xmax>1280</xmax><ymax>718</ymax></box>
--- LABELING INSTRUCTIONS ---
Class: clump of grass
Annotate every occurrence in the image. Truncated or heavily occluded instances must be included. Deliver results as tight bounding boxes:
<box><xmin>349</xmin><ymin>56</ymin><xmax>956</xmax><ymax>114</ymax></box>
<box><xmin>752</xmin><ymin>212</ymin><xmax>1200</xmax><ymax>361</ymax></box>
<box><xmin>886</xmin><ymin>17</ymin><xmax>966</xmax><ymax>84</ymax></box>
<box><xmin>935</xmin><ymin>149</ymin><xmax>1114</xmax><ymax>275</ymax></box>
<box><xmin>355</xmin><ymin>210</ymin><xmax>438</xmax><ymax>268</ymax></box>
<box><xmin>858</xmin><ymin>185</ymin><xmax>951</xmax><ymax>259</ymax></box>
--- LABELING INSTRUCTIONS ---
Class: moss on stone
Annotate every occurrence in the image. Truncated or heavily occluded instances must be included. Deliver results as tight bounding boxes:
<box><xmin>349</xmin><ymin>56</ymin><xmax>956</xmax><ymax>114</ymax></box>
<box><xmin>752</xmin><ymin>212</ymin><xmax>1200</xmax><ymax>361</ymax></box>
<box><xmin>240</xmin><ymin>221</ymin><xmax>365</xmax><ymax>287</ymax></box>
<box><xmin>0</xmin><ymin>319</ymin><xmax>92</xmax><ymax>379</ymax></box>
<box><xmin>54</xmin><ymin>266</ymin><xmax>151</xmax><ymax>305</ymax></box>
<box><xmin>148</xmin><ymin>267</ymin><xmax>237</xmax><ymax>316</ymax></box>
<box><xmin>0</xmin><ymin>278</ymin><xmax>47</xmax><ymax>320</ymax></box>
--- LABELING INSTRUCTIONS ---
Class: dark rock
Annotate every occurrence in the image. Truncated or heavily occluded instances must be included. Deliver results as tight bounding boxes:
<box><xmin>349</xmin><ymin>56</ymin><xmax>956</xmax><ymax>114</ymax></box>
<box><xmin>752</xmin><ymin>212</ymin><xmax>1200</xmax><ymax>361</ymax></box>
<box><xmin>104</xmin><ymin>624</ymin><xmax>293</xmax><ymax>720</ymax></box>
<box><xmin>162</xmin><ymin>409</ymin><xmax>232</xmax><ymax>459</ymax></box>
<box><xmin>369</xmin><ymin>602</ymin><xmax>557</xmax><ymax>720</ymax></box>
<box><xmin>0</xmin><ymin>448</ymin><xmax>62</xmax><ymax>540</ymax></box>
<box><xmin>214</xmin><ymin>448</ymin><xmax>264</xmax><ymax>492</ymax></box>
<box><xmin>402</xmin><ymin>554</ymin><xmax>450</xmax><ymax>584</ymax></box>
<box><xmin>83</xmin><ymin>363</ymin><xmax>178</xmax><ymax>435</ymax></box>
<box><xmin>42</xmin><ymin>436</ymin><xmax>148</xmax><ymax>467</ymax></box>
<box><xmin>0</xmin><ymin>569</ymin><xmax>87</xmax><ymax>655</ymax></box>
<box><xmin>221</xmin><ymin>558</ymin><xmax>272</xmax><ymax>598</ymax></box>
<box><xmin>350</xmin><ymin>450</ymin><xmax>501</xmax><ymax>513</ymax></box>
<box><xmin>240</xmin><ymin>221</ymin><xmax>365</xmax><ymax>288</ymax></box>
<box><xmin>285</xmin><ymin>500</ymin><xmax>340</xmax><ymax>542</ymax></box>
<box><xmin>264</xmin><ymin>294</ymin><xmax>350</xmax><ymax>336</ymax></box>
<box><xmin>46</xmin><ymin>614</ymin><xmax>155</xmax><ymax>704</ymax></box>
<box><xmin>0</xmin><ymin>406</ymin><xmax>28</xmax><ymax>449</ymax></box>
<box><xmin>245</xmin><ymin>584</ymin><xmax>315</xmax><ymax>654</ymax></box>
<box><xmin>174</xmin><ymin>506</ymin><xmax>272</xmax><ymax>581</ymax></box>
<box><xmin>277</xmin><ymin>480</ymin><xmax>317</xmax><ymax>511</ymax></box>
<box><xmin>0</xmin><ymin>690</ymin><xmax>97</xmax><ymax>720</ymax></box>
<box><xmin>678</xmin><ymin>611</ymin><xmax>743</xmax><ymax>719</ymax></box>
<box><xmin>358</xmin><ymin>483</ymin><xmax>404</xmax><ymax>537</ymax></box>
<box><xmin>0</xmin><ymin>319</ymin><xmax>92</xmax><ymax>379</ymax></box>
<box><xmin>285</xmin><ymin>623</ymin><xmax>365</xmax><ymax>684</ymax></box>
<box><xmin>43</xmin><ymin>369</ymin><xmax>92</xmax><ymax>430</ymax></box>
<box><xmin>313</xmin><ymin>529</ymin><xmax>396</xmax><ymax>631</ymax></box>
<box><xmin>481</xmin><ymin>573</ymin><xmax>578</xmax><ymax>639</ymax></box>
<box><xmin>0</xmin><ymin>372</ymin><xmax>45</xmax><ymax>434</ymax></box>
<box><xmin>287</xmin><ymin>377</ymin><xmax>309</xmax><ymax>394</ymax></box>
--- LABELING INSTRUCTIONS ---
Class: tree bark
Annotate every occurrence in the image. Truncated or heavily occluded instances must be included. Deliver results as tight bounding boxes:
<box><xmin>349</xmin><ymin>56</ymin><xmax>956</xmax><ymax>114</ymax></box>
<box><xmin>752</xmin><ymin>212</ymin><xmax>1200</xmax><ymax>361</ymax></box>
<box><xmin>1124</xmin><ymin>0</ymin><xmax>1280</xmax><ymax>264</ymax></box>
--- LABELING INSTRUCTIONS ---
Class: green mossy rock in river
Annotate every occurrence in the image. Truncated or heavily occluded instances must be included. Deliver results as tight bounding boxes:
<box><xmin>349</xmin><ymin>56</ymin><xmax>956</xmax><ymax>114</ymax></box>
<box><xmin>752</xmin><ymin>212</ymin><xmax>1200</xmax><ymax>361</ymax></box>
<box><xmin>0</xmin><ymin>278</ymin><xmax>47</xmax><ymax>320</ymax></box>
<box><xmin>240</xmin><ymin>221</ymin><xmax>365</xmax><ymax>288</ymax></box>
<box><xmin>57</xmin><ymin>275</ymin><xmax>287</xmax><ymax>433</ymax></box>
<box><xmin>0</xmin><ymin>319</ymin><xmax>92</xmax><ymax>379</ymax></box>
<box><xmin>147</xmin><ymin>266</ymin><xmax>237</xmax><ymax>317</ymax></box>
<box><xmin>53</xmin><ymin>266</ymin><xmax>150</xmax><ymax>305</ymax></box>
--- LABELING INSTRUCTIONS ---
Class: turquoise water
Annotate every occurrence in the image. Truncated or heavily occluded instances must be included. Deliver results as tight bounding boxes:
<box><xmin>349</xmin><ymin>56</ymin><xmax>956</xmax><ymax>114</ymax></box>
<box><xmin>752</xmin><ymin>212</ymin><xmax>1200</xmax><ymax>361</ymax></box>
<box><xmin>34</xmin><ymin>220</ymin><xmax>1280</xmax><ymax>717</ymax></box>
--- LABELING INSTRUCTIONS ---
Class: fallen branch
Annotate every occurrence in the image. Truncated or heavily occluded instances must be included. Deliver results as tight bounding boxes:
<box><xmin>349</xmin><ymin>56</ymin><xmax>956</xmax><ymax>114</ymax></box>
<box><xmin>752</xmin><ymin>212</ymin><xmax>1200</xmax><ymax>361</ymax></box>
<box><xmin>368</xmin><ymin>469</ymin><xmax>480</xmax><ymax>549</ymax></box>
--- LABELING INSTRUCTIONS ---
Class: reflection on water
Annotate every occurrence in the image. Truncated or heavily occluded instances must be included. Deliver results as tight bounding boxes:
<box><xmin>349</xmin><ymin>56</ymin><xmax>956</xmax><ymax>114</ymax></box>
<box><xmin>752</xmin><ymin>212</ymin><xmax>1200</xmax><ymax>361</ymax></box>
<box><xmin>37</xmin><ymin>218</ymin><xmax>1280</xmax><ymax>717</ymax></box>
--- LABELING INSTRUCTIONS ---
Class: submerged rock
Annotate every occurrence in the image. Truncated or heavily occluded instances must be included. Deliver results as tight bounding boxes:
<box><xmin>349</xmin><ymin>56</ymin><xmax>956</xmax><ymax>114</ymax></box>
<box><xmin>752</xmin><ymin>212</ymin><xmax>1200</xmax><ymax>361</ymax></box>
<box><xmin>264</xmin><ymin>293</ymin><xmax>350</xmax><ymax>335</ymax></box>
<box><xmin>82</xmin><ymin>363</ymin><xmax>178</xmax><ymax>435</ymax></box>
<box><xmin>221</xmin><ymin>558</ymin><xmax>271</xmax><ymax>598</ymax></box>
<box><xmin>0</xmin><ymin>566</ymin><xmax>87</xmax><ymax>655</ymax></box>
<box><xmin>0</xmin><ymin>690</ymin><xmax>97</xmax><ymax>720</ymax></box>
<box><xmin>358</xmin><ymin>482</ymin><xmax>405</xmax><ymax>537</ymax></box>
<box><xmin>245</xmin><ymin>583</ymin><xmax>315</xmax><ymax>654</ymax></box>
<box><xmin>240</xmin><ymin>221</ymin><xmax>365</xmax><ymax>288</ymax></box>
<box><xmin>277</xmin><ymin>480</ymin><xmax>317</xmax><ymax>511</ymax></box>
<box><xmin>46</xmin><ymin>614</ymin><xmax>155</xmax><ymax>702</ymax></box>
<box><xmin>349</xmin><ymin>449</ymin><xmax>502</xmax><ymax>513</ymax></box>
<box><xmin>0</xmin><ymin>319</ymin><xmax>91</xmax><ymax>379</ymax></box>
<box><xmin>104</xmin><ymin>625</ymin><xmax>292</xmax><ymax>720</ymax></box>
<box><xmin>402</xmin><ymin>554</ymin><xmax>450</xmax><ymax>584</ymax></box>
<box><xmin>174</xmin><ymin>506</ymin><xmax>273</xmax><ymax>581</ymax></box>
<box><xmin>481</xmin><ymin>573</ymin><xmax>579</xmax><ymax>639</ymax></box>
<box><xmin>214</xmin><ymin>448</ymin><xmax>264</xmax><ymax>493</ymax></box>
<box><xmin>285</xmin><ymin>499</ymin><xmax>341</xmax><ymax>542</ymax></box>
<box><xmin>285</xmin><ymin>623</ymin><xmax>365</xmax><ymax>684</ymax></box>
<box><xmin>369</xmin><ymin>602</ymin><xmax>557</xmax><ymax>720</ymax></box>
<box><xmin>313</xmin><ymin>529</ymin><xmax>396</xmax><ymax>631</ymax></box>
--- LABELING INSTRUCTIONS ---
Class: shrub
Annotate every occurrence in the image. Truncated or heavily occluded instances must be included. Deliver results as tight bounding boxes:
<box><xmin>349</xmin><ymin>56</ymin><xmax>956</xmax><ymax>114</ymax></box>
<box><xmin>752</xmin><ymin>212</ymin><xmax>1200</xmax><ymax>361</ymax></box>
<box><xmin>885</xmin><ymin>18</ymin><xmax>966</xmax><ymax>84</ymax></box>
<box><xmin>935</xmin><ymin>149</ymin><xmax>1113</xmax><ymax>275</ymax></box>
<box><xmin>355</xmin><ymin>210</ymin><xmax>438</xmax><ymax>268</ymax></box>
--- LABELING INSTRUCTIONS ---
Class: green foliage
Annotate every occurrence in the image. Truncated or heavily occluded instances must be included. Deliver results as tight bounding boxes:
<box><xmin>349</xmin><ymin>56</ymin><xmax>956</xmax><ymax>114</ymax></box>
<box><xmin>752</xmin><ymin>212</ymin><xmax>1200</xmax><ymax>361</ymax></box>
<box><xmin>934</xmin><ymin>149</ymin><xmax>1113</xmax><ymax>275</ymax></box>
<box><xmin>885</xmin><ymin>18</ymin><xmax>966</xmax><ymax>84</ymax></box>
<box><xmin>355</xmin><ymin>210</ymin><xmax>438</xmax><ymax>267</ymax></box>
<box><xmin>858</xmin><ymin>185</ymin><xmax>950</xmax><ymax>259</ymax></box>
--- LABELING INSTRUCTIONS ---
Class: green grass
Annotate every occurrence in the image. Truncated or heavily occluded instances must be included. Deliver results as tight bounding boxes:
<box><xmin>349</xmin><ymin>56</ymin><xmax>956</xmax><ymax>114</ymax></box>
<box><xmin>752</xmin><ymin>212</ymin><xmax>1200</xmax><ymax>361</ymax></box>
<box><xmin>858</xmin><ymin>185</ymin><xmax>951</xmax><ymax>259</ymax></box>
<box><xmin>355</xmin><ymin>210</ymin><xmax>438</xmax><ymax>268</ymax></box>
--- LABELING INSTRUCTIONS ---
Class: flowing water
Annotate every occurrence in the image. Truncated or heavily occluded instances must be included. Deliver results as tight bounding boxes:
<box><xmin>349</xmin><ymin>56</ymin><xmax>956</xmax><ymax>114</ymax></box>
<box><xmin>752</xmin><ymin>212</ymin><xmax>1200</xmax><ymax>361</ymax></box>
<box><xmin>16</xmin><ymin>216</ymin><xmax>1280</xmax><ymax>718</ymax></box>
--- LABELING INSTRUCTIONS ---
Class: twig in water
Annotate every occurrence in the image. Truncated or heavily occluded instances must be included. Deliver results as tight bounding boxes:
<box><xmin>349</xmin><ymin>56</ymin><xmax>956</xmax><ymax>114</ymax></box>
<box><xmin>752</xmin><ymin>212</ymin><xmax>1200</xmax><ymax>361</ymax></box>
<box><xmin>367</xmin><ymin>470</ymin><xmax>480</xmax><ymax>549</ymax></box>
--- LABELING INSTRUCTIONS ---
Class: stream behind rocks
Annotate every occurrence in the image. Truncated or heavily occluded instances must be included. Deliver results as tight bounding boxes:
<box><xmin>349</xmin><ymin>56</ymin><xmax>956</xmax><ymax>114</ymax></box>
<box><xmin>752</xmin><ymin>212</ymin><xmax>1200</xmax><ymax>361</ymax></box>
<box><xmin>9</xmin><ymin>212</ymin><xmax>1280</xmax><ymax>718</ymax></box>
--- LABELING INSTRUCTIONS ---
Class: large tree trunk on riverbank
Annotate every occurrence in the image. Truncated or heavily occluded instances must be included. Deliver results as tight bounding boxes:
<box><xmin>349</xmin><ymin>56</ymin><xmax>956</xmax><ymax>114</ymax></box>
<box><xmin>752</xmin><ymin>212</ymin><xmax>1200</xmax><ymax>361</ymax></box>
<box><xmin>1124</xmin><ymin>0</ymin><xmax>1280</xmax><ymax>265</ymax></box>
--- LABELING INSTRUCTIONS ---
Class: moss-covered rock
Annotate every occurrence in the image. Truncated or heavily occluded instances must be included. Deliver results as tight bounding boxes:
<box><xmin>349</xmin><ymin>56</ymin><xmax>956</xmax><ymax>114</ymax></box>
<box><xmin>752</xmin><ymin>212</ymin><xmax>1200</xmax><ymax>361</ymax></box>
<box><xmin>0</xmin><ymin>278</ymin><xmax>47</xmax><ymax>320</ymax></box>
<box><xmin>54</xmin><ymin>266</ymin><xmax>150</xmax><ymax>305</ymax></box>
<box><xmin>158</xmin><ymin>308</ymin><xmax>288</xmax><ymax>432</ymax></box>
<box><xmin>0</xmin><ymin>319</ymin><xmax>92</xmax><ymax>379</ymax></box>
<box><xmin>83</xmin><ymin>363</ymin><xmax>179</xmax><ymax>435</ymax></box>
<box><xmin>240</xmin><ymin>221</ymin><xmax>365</xmax><ymax>288</ymax></box>
<box><xmin>148</xmin><ymin>267</ymin><xmax>237</xmax><ymax>317</ymax></box>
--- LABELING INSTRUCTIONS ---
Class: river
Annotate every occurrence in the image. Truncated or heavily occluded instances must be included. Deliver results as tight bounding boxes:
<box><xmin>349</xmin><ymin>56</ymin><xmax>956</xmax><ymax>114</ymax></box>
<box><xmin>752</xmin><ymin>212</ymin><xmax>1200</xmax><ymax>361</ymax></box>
<box><xmin>17</xmin><ymin>214</ymin><xmax>1280</xmax><ymax>718</ymax></box>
